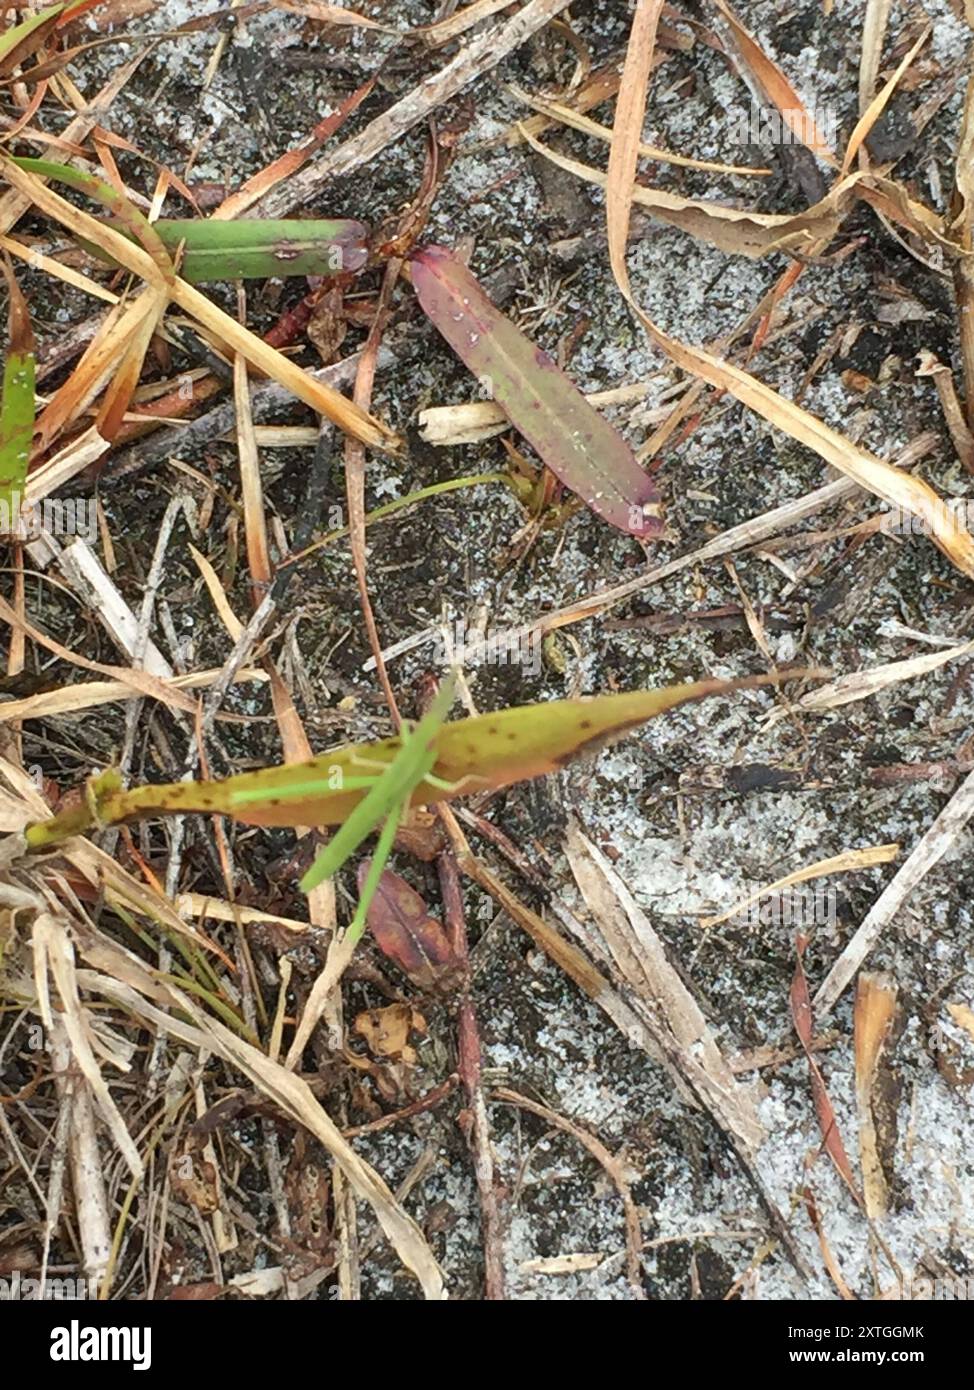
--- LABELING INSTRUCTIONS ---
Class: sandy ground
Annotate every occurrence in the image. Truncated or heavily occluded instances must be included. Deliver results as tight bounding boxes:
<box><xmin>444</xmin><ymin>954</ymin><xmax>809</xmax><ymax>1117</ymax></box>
<box><xmin>4</xmin><ymin>0</ymin><xmax>974</xmax><ymax>1300</ymax></box>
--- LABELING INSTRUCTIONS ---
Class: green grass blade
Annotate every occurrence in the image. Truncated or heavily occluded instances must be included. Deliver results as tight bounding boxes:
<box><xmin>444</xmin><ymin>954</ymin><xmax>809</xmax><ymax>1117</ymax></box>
<box><xmin>0</xmin><ymin>259</ymin><xmax>35</xmax><ymax>526</ymax></box>
<box><xmin>0</xmin><ymin>3</ymin><xmax>63</xmax><ymax>77</ymax></box>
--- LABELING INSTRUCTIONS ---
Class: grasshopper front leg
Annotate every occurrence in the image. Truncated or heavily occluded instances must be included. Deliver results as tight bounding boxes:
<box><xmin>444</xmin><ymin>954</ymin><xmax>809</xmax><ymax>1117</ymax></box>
<box><xmin>345</xmin><ymin>799</ymin><xmax>405</xmax><ymax>944</ymax></box>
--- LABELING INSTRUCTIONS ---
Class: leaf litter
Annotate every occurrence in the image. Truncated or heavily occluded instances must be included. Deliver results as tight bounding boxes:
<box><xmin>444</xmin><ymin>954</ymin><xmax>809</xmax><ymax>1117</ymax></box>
<box><xmin>1</xmin><ymin>0</ymin><xmax>974</xmax><ymax>1306</ymax></box>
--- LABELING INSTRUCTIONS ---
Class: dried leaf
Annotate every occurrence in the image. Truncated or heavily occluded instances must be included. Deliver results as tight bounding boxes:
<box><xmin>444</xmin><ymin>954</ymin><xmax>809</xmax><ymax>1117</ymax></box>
<box><xmin>352</xmin><ymin>1002</ymin><xmax>425</xmax><ymax>1061</ymax></box>
<box><xmin>854</xmin><ymin>972</ymin><xmax>898</xmax><ymax>1220</ymax></box>
<box><xmin>524</xmin><ymin>126</ymin><xmax>858</xmax><ymax>257</ymax></box>
<box><xmin>356</xmin><ymin>862</ymin><xmax>464</xmax><ymax>995</ymax></box>
<box><xmin>791</xmin><ymin>935</ymin><xmax>860</xmax><ymax>1198</ymax></box>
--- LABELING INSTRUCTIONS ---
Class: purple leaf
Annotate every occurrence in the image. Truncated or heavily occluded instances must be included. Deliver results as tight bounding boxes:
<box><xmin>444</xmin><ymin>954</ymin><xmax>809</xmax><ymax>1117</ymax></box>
<box><xmin>410</xmin><ymin>245</ymin><xmax>664</xmax><ymax>539</ymax></box>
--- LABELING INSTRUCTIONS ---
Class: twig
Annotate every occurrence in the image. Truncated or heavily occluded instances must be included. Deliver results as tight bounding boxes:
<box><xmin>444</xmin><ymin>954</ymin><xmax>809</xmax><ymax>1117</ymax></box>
<box><xmin>253</xmin><ymin>0</ymin><xmax>576</xmax><ymax>218</ymax></box>
<box><xmin>438</xmin><ymin>848</ymin><xmax>505</xmax><ymax>1299</ymax></box>
<box><xmin>494</xmin><ymin>1087</ymin><xmax>644</xmax><ymax>1299</ymax></box>
<box><xmin>96</xmin><ymin>349</ymin><xmax>387</xmax><ymax>486</ymax></box>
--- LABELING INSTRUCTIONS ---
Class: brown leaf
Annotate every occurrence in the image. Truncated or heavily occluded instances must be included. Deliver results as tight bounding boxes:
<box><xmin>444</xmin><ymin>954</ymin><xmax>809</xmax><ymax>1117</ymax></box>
<box><xmin>284</xmin><ymin>1132</ymin><xmax>332</xmax><ymax>1256</ymax></box>
<box><xmin>525</xmin><ymin>129</ymin><xmax>857</xmax><ymax>258</ymax></box>
<box><xmin>170</xmin><ymin>1141</ymin><xmax>220</xmax><ymax>1215</ymax></box>
<box><xmin>356</xmin><ymin>861</ymin><xmax>465</xmax><ymax>995</ymax></box>
<box><xmin>790</xmin><ymin>935</ymin><xmax>860</xmax><ymax>1199</ymax></box>
<box><xmin>854</xmin><ymin>972</ymin><xmax>899</xmax><ymax>1220</ymax></box>
<box><xmin>307</xmin><ymin>284</ymin><xmax>347</xmax><ymax>365</ymax></box>
<box><xmin>352</xmin><ymin>1002</ymin><xmax>426</xmax><ymax>1062</ymax></box>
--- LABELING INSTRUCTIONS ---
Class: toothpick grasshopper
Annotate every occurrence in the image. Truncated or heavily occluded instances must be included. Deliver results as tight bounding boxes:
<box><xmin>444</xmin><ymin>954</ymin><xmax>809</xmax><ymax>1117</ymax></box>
<box><xmin>228</xmin><ymin>674</ymin><xmax>461</xmax><ymax>943</ymax></box>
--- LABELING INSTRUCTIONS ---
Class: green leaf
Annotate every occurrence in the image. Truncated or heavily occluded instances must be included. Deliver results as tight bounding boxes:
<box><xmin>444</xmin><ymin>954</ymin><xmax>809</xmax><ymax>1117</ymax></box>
<box><xmin>139</xmin><ymin>218</ymin><xmax>369</xmax><ymax>283</ymax></box>
<box><xmin>0</xmin><ymin>259</ymin><xmax>35</xmax><ymax>525</ymax></box>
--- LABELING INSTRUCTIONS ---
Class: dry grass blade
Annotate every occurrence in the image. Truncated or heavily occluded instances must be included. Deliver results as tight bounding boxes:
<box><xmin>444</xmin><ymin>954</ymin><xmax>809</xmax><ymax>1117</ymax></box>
<box><xmin>788</xmin><ymin>639</ymin><xmax>974</xmax><ymax>712</ymax></box>
<box><xmin>421</xmin><ymin>0</ymin><xmax>518</xmax><ymax>47</ymax></box>
<box><xmin>0</xmin><ymin>667</ymin><xmax>265</xmax><ymax>723</ymax></box>
<box><xmin>606</xmin><ymin>0</ymin><xmax>666</xmax><ymax>291</ymax></box>
<box><xmin>699</xmin><ymin>844</ymin><xmax>900</xmax><ymax>929</ymax></box>
<box><xmin>841</xmin><ymin>27</ymin><xmax>930</xmax><ymax>175</ymax></box>
<box><xmin>854</xmin><ymin>973</ymin><xmax>898</xmax><ymax>1220</ymax></box>
<box><xmin>493</xmin><ymin>1086</ymin><xmax>644</xmax><ymax>1298</ymax></box>
<box><xmin>634</xmin><ymin>337</ymin><xmax>974</xmax><ymax>581</ymax></box>
<box><xmin>565</xmin><ymin>822</ymin><xmax>764</xmax><ymax>1151</ymax></box>
<box><xmin>510</xmin><ymin>86</ymin><xmax>770</xmax><ymax>176</ymax></box>
<box><xmin>815</xmin><ymin>768</ymin><xmax>974</xmax><ymax>1015</ymax></box>
<box><xmin>32</xmin><ymin>911</ymin><xmax>143</xmax><ymax>1178</ymax></box>
<box><xmin>74</xmin><ymin>931</ymin><xmax>445</xmax><ymax>1297</ymax></box>
<box><xmin>524</xmin><ymin>127</ymin><xmax>858</xmax><ymax>258</ymax></box>
<box><xmin>252</xmin><ymin>0</ymin><xmax>576</xmax><ymax>217</ymax></box>
<box><xmin>47</xmin><ymin>1013</ymin><xmax>112</xmax><ymax>1289</ymax></box>
<box><xmin>790</xmin><ymin>936</ymin><xmax>860</xmax><ymax>1198</ymax></box>
<box><xmin>859</xmin><ymin>0</ymin><xmax>892</xmax><ymax>114</ymax></box>
<box><xmin>711</xmin><ymin>0</ymin><xmax>837</xmax><ymax>164</ymax></box>
<box><xmin>33</xmin><ymin>288</ymin><xmax>159</xmax><ymax>453</ymax></box>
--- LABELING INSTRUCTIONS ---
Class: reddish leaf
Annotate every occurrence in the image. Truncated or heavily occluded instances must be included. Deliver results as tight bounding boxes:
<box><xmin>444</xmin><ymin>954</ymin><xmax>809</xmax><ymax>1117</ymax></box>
<box><xmin>356</xmin><ymin>861</ymin><xmax>465</xmax><ymax>995</ymax></box>
<box><xmin>790</xmin><ymin>934</ymin><xmax>860</xmax><ymax>1199</ymax></box>
<box><xmin>410</xmin><ymin>244</ymin><xmax>664</xmax><ymax>539</ymax></box>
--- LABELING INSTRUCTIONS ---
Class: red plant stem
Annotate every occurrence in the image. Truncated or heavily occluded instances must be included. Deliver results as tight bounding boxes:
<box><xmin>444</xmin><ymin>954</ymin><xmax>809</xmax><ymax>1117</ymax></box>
<box><xmin>438</xmin><ymin>850</ymin><xmax>506</xmax><ymax>1300</ymax></box>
